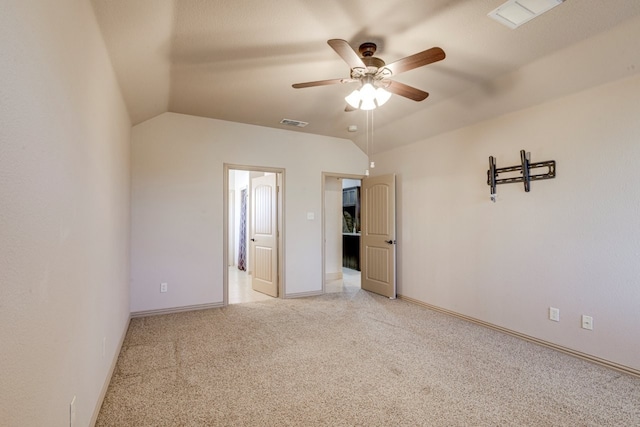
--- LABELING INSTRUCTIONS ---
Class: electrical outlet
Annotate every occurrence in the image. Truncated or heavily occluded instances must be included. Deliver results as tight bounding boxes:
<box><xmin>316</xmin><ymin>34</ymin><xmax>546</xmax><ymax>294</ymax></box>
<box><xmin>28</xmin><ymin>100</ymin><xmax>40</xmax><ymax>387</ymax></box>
<box><xmin>549</xmin><ymin>307</ymin><xmax>560</xmax><ymax>322</ymax></box>
<box><xmin>70</xmin><ymin>396</ymin><xmax>76</xmax><ymax>427</ymax></box>
<box><xmin>582</xmin><ymin>315</ymin><xmax>593</xmax><ymax>330</ymax></box>
<box><xmin>160</xmin><ymin>282</ymin><xmax>168</xmax><ymax>293</ymax></box>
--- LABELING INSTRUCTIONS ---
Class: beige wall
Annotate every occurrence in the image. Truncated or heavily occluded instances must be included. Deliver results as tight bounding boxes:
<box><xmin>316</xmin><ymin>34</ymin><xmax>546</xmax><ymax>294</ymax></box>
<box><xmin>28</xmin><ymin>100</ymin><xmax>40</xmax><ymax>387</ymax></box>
<box><xmin>230</xmin><ymin>169</ymin><xmax>250</xmax><ymax>267</ymax></box>
<box><xmin>372</xmin><ymin>73</ymin><xmax>640</xmax><ymax>371</ymax></box>
<box><xmin>0</xmin><ymin>1</ymin><xmax>131</xmax><ymax>426</ymax></box>
<box><xmin>131</xmin><ymin>113</ymin><xmax>368</xmax><ymax>313</ymax></box>
<box><xmin>2</xmin><ymin>5</ymin><xmax>637</xmax><ymax>427</ymax></box>
<box><xmin>324</xmin><ymin>177</ymin><xmax>343</xmax><ymax>280</ymax></box>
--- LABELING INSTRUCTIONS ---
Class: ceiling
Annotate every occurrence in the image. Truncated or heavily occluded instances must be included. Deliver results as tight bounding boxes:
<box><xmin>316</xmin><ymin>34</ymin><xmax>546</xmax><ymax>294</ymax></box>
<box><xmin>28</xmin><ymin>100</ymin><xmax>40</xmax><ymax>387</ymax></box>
<box><xmin>92</xmin><ymin>0</ymin><xmax>640</xmax><ymax>154</ymax></box>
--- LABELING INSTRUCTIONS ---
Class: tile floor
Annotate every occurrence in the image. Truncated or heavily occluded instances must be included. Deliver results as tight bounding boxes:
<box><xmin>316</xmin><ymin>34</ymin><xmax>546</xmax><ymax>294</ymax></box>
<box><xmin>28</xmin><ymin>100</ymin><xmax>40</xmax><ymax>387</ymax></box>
<box><xmin>228</xmin><ymin>266</ymin><xmax>274</xmax><ymax>304</ymax></box>
<box><xmin>229</xmin><ymin>266</ymin><xmax>361</xmax><ymax>304</ymax></box>
<box><xmin>325</xmin><ymin>267</ymin><xmax>361</xmax><ymax>293</ymax></box>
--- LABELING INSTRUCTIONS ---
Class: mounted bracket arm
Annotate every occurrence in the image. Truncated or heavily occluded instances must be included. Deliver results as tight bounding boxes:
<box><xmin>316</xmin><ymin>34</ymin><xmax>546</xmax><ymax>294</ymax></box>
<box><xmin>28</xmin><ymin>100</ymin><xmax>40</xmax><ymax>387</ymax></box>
<box><xmin>487</xmin><ymin>149</ymin><xmax>556</xmax><ymax>202</ymax></box>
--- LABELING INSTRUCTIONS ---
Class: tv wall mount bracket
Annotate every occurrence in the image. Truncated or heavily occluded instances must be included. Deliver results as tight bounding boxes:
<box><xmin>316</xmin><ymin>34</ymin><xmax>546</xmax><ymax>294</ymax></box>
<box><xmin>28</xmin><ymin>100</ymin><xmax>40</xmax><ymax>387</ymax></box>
<box><xmin>487</xmin><ymin>149</ymin><xmax>556</xmax><ymax>202</ymax></box>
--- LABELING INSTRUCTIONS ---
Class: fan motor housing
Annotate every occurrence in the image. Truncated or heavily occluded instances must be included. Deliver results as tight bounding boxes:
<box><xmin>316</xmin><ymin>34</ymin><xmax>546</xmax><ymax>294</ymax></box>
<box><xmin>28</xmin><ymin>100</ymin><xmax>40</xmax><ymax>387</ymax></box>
<box><xmin>363</xmin><ymin>56</ymin><xmax>385</xmax><ymax>69</ymax></box>
<box><xmin>358</xmin><ymin>42</ymin><xmax>377</xmax><ymax>56</ymax></box>
<box><xmin>357</xmin><ymin>42</ymin><xmax>386</xmax><ymax>74</ymax></box>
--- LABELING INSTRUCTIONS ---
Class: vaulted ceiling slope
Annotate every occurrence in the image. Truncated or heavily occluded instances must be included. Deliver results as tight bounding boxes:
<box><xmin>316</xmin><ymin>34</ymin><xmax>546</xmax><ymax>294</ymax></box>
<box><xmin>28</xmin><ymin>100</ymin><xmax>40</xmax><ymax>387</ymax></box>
<box><xmin>92</xmin><ymin>0</ymin><xmax>640</xmax><ymax>154</ymax></box>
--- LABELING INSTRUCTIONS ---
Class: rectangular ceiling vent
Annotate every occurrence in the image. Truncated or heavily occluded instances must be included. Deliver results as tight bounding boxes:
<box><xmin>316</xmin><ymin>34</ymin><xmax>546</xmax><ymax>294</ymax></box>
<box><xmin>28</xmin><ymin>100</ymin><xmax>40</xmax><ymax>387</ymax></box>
<box><xmin>280</xmin><ymin>118</ymin><xmax>308</xmax><ymax>128</ymax></box>
<box><xmin>488</xmin><ymin>0</ymin><xmax>565</xmax><ymax>29</ymax></box>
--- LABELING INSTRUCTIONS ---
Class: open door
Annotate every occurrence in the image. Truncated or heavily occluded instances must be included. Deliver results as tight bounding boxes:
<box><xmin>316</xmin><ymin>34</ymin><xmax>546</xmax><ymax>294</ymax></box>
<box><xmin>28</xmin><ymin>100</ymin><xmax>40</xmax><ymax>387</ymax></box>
<box><xmin>251</xmin><ymin>174</ymin><xmax>278</xmax><ymax>297</ymax></box>
<box><xmin>361</xmin><ymin>174</ymin><xmax>396</xmax><ymax>298</ymax></box>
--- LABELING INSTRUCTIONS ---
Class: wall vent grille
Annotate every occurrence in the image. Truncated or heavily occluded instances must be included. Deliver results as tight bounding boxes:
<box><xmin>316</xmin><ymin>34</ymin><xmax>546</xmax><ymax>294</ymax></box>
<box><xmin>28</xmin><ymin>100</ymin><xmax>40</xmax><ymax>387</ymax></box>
<box><xmin>280</xmin><ymin>118</ymin><xmax>309</xmax><ymax>128</ymax></box>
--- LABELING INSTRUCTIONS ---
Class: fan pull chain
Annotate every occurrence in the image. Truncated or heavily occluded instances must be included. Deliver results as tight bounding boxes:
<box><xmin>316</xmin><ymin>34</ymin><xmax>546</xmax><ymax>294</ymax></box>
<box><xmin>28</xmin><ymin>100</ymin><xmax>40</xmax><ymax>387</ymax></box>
<box><xmin>365</xmin><ymin>110</ymin><xmax>370</xmax><ymax>176</ymax></box>
<box><xmin>364</xmin><ymin>110</ymin><xmax>375</xmax><ymax>176</ymax></box>
<box><xmin>370</xmin><ymin>111</ymin><xmax>375</xmax><ymax>170</ymax></box>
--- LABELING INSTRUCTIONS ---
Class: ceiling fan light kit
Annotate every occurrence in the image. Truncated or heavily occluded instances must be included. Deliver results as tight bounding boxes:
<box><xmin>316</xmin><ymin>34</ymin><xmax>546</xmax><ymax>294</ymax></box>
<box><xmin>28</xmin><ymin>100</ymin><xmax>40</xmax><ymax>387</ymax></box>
<box><xmin>345</xmin><ymin>77</ymin><xmax>392</xmax><ymax>111</ymax></box>
<box><xmin>292</xmin><ymin>39</ymin><xmax>445</xmax><ymax>111</ymax></box>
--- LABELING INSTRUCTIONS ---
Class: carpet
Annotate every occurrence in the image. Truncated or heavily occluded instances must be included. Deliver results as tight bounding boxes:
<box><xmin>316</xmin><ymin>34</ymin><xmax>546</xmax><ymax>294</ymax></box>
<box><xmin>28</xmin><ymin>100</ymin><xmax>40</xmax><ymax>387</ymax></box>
<box><xmin>97</xmin><ymin>288</ymin><xmax>640</xmax><ymax>426</ymax></box>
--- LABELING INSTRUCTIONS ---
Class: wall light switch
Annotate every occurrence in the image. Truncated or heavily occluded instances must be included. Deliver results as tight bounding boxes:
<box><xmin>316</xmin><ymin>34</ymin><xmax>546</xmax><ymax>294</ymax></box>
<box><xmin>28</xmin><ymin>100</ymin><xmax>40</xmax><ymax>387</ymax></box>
<box><xmin>307</xmin><ymin>212</ymin><xmax>315</xmax><ymax>220</ymax></box>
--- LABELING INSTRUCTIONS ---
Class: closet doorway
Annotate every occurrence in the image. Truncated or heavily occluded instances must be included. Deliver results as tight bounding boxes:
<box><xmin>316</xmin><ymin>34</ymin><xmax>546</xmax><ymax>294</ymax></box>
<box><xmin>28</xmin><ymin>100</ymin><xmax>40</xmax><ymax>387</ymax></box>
<box><xmin>224</xmin><ymin>165</ymin><xmax>284</xmax><ymax>305</ymax></box>
<box><xmin>322</xmin><ymin>173</ymin><xmax>364</xmax><ymax>293</ymax></box>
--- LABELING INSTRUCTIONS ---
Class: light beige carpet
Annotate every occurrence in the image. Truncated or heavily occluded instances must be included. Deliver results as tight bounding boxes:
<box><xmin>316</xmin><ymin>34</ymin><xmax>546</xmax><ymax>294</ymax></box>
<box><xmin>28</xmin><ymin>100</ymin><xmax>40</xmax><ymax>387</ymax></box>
<box><xmin>97</xmin><ymin>288</ymin><xmax>640</xmax><ymax>426</ymax></box>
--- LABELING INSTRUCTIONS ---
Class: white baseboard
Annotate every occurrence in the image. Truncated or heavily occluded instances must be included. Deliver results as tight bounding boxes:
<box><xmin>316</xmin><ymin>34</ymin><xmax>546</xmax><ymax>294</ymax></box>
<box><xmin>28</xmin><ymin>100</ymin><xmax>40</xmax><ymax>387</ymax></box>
<box><xmin>90</xmin><ymin>315</ymin><xmax>130</xmax><ymax>426</ymax></box>
<box><xmin>91</xmin><ymin>301</ymin><xmax>227</xmax><ymax>423</ymax></box>
<box><xmin>284</xmin><ymin>290</ymin><xmax>323</xmax><ymax>299</ymax></box>
<box><xmin>398</xmin><ymin>294</ymin><xmax>640</xmax><ymax>378</ymax></box>
<box><xmin>325</xmin><ymin>271</ymin><xmax>343</xmax><ymax>282</ymax></box>
<box><xmin>130</xmin><ymin>302</ymin><xmax>224</xmax><ymax>318</ymax></box>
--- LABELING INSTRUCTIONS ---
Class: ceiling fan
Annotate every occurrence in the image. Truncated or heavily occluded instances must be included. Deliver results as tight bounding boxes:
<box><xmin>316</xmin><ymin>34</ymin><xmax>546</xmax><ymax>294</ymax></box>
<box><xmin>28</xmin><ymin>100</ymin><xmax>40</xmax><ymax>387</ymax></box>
<box><xmin>292</xmin><ymin>39</ymin><xmax>445</xmax><ymax>110</ymax></box>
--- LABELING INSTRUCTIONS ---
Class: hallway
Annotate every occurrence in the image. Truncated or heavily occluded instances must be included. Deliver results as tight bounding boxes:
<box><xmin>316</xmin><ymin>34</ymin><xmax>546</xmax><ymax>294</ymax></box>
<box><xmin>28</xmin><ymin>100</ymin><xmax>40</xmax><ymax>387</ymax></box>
<box><xmin>325</xmin><ymin>267</ymin><xmax>361</xmax><ymax>294</ymax></box>
<box><xmin>228</xmin><ymin>266</ymin><xmax>273</xmax><ymax>304</ymax></box>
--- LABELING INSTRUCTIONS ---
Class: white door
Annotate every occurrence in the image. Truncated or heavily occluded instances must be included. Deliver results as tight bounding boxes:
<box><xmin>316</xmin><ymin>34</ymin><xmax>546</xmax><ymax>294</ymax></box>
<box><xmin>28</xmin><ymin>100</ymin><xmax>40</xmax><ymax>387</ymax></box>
<box><xmin>251</xmin><ymin>174</ymin><xmax>278</xmax><ymax>297</ymax></box>
<box><xmin>361</xmin><ymin>174</ymin><xmax>396</xmax><ymax>298</ymax></box>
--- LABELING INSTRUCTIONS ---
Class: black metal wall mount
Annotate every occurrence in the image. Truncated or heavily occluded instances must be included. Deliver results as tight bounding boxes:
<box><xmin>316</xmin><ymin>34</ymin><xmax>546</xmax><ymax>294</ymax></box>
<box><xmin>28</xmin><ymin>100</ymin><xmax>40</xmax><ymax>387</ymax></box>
<box><xmin>487</xmin><ymin>149</ymin><xmax>556</xmax><ymax>202</ymax></box>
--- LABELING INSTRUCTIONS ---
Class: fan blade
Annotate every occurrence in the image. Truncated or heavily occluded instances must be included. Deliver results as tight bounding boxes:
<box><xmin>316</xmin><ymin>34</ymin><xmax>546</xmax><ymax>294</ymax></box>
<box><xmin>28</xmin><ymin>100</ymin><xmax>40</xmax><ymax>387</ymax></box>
<box><xmin>328</xmin><ymin>39</ymin><xmax>366</xmax><ymax>69</ymax></box>
<box><xmin>292</xmin><ymin>78</ymin><xmax>354</xmax><ymax>89</ymax></box>
<box><xmin>383</xmin><ymin>47</ymin><xmax>445</xmax><ymax>76</ymax></box>
<box><xmin>345</xmin><ymin>104</ymin><xmax>357</xmax><ymax>112</ymax></box>
<box><xmin>385</xmin><ymin>81</ymin><xmax>429</xmax><ymax>101</ymax></box>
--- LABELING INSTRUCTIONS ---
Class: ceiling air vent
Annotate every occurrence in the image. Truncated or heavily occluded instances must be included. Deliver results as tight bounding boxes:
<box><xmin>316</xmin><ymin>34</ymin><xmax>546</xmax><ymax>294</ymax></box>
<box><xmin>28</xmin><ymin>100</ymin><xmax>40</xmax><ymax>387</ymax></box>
<box><xmin>488</xmin><ymin>0</ymin><xmax>565</xmax><ymax>29</ymax></box>
<box><xmin>280</xmin><ymin>118</ymin><xmax>308</xmax><ymax>128</ymax></box>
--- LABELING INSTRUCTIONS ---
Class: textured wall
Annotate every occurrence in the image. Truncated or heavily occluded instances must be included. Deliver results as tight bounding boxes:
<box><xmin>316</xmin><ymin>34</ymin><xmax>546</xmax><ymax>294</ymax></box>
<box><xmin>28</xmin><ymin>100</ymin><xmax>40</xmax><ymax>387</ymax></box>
<box><xmin>324</xmin><ymin>176</ymin><xmax>343</xmax><ymax>280</ymax></box>
<box><xmin>0</xmin><ymin>1</ymin><xmax>131</xmax><ymax>426</ymax></box>
<box><xmin>372</xmin><ymin>73</ymin><xmax>640</xmax><ymax>371</ymax></box>
<box><xmin>231</xmin><ymin>170</ymin><xmax>250</xmax><ymax>267</ymax></box>
<box><xmin>91</xmin><ymin>0</ymin><xmax>173</xmax><ymax>124</ymax></box>
<box><xmin>130</xmin><ymin>113</ymin><xmax>367</xmax><ymax>313</ymax></box>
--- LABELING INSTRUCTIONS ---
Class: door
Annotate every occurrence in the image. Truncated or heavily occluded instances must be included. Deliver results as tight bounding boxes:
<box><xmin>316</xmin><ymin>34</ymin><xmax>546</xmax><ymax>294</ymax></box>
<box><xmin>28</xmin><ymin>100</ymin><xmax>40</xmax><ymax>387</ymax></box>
<box><xmin>251</xmin><ymin>174</ymin><xmax>278</xmax><ymax>297</ymax></box>
<box><xmin>361</xmin><ymin>174</ymin><xmax>396</xmax><ymax>298</ymax></box>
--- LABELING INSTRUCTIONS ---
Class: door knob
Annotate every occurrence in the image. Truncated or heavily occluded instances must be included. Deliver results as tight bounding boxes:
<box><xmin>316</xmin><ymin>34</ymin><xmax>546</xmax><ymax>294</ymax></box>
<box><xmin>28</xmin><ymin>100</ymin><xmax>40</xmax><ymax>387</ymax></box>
<box><xmin>250</xmin><ymin>238</ymin><xmax>256</xmax><ymax>242</ymax></box>
<box><xmin>385</xmin><ymin>239</ymin><xmax>396</xmax><ymax>244</ymax></box>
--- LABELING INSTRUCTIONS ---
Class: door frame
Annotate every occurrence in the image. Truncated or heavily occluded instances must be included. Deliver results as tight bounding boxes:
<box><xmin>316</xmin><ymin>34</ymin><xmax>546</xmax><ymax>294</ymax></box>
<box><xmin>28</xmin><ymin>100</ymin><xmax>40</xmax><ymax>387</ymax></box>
<box><xmin>321</xmin><ymin>172</ymin><xmax>366</xmax><ymax>292</ymax></box>
<box><xmin>223</xmin><ymin>164</ymin><xmax>285</xmax><ymax>305</ymax></box>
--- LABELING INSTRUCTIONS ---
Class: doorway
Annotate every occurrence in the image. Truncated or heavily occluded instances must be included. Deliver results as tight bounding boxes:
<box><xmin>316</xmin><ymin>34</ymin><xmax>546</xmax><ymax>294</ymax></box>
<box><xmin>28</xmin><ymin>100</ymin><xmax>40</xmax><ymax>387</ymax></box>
<box><xmin>323</xmin><ymin>173</ymin><xmax>364</xmax><ymax>293</ymax></box>
<box><xmin>224</xmin><ymin>165</ymin><xmax>285</xmax><ymax>305</ymax></box>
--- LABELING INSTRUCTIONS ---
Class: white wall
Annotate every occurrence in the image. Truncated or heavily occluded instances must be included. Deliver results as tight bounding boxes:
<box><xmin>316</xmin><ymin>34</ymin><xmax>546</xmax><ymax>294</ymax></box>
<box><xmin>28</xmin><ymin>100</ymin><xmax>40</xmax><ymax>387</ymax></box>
<box><xmin>0</xmin><ymin>2</ymin><xmax>131</xmax><ymax>426</ymax></box>
<box><xmin>131</xmin><ymin>113</ymin><xmax>367</xmax><ymax>313</ymax></box>
<box><xmin>324</xmin><ymin>177</ymin><xmax>343</xmax><ymax>280</ymax></box>
<box><xmin>230</xmin><ymin>170</ymin><xmax>249</xmax><ymax>267</ymax></box>
<box><xmin>372</xmin><ymin>73</ymin><xmax>640</xmax><ymax>372</ymax></box>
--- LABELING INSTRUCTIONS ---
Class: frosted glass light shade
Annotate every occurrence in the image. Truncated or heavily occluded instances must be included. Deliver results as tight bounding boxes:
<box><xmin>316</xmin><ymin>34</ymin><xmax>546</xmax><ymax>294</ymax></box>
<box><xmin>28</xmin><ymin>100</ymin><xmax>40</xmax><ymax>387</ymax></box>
<box><xmin>345</xmin><ymin>90</ymin><xmax>361</xmax><ymax>109</ymax></box>
<box><xmin>344</xmin><ymin>83</ymin><xmax>392</xmax><ymax>110</ymax></box>
<box><xmin>375</xmin><ymin>88</ymin><xmax>391</xmax><ymax>106</ymax></box>
<box><xmin>360</xmin><ymin>97</ymin><xmax>376</xmax><ymax>110</ymax></box>
<box><xmin>360</xmin><ymin>83</ymin><xmax>376</xmax><ymax>99</ymax></box>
